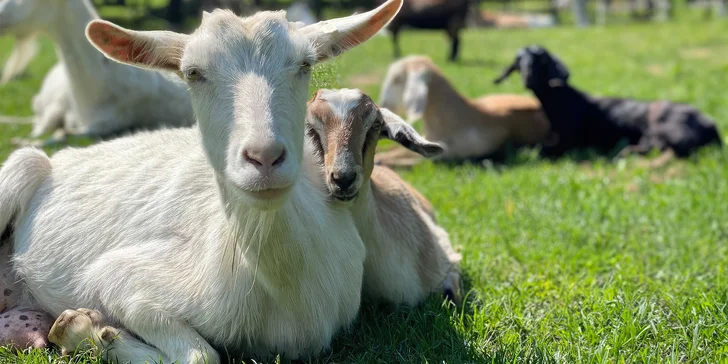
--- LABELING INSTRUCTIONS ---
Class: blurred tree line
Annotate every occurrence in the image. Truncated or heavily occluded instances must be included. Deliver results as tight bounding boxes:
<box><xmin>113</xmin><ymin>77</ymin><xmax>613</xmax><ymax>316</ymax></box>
<box><xmin>92</xmin><ymin>0</ymin><xmax>725</xmax><ymax>32</ymax></box>
<box><xmin>92</xmin><ymin>0</ymin><xmax>380</xmax><ymax>29</ymax></box>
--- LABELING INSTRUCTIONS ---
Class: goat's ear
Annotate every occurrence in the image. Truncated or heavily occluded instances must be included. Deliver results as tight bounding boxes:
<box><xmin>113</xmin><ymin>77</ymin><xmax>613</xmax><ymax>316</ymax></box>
<box><xmin>85</xmin><ymin>20</ymin><xmax>189</xmax><ymax>72</ymax></box>
<box><xmin>494</xmin><ymin>59</ymin><xmax>519</xmax><ymax>85</ymax></box>
<box><xmin>403</xmin><ymin>68</ymin><xmax>428</xmax><ymax>124</ymax></box>
<box><xmin>379</xmin><ymin>108</ymin><xmax>444</xmax><ymax>157</ymax></box>
<box><xmin>301</xmin><ymin>0</ymin><xmax>402</xmax><ymax>61</ymax></box>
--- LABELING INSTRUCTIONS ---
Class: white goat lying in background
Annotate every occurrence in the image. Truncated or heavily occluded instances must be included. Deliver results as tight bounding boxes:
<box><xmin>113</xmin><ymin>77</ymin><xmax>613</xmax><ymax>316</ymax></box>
<box><xmin>306</xmin><ymin>88</ymin><xmax>462</xmax><ymax>306</ymax></box>
<box><xmin>376</xmin><ymin>55</ymin><xmax>551</xmax><ymax>167</ymax></box>
<box><xmin>0</xmin><ymin>0</ymin><xmax>195</xmax><ymax>146</ymax></box>
<box><xmin>0</xmin><ymin>0</ymin><xmax>402</xmax><ymax>362</ymax></box>
<box><xmin>0</xmin><ymin>32</ymin><xmax>78</xmax><ymax>140</ymax></box>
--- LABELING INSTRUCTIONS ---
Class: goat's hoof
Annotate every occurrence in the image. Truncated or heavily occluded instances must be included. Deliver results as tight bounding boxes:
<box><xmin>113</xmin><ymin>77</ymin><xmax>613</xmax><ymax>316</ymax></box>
<box><xmin>48</xmin><ymin>308</ymin><xmax>111</xmax><ymax>355</ymax></box>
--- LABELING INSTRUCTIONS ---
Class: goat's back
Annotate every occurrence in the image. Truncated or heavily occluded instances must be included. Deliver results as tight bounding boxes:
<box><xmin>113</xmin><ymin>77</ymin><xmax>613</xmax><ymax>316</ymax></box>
<box><xmin>372</xmin><ymin>165</ymin><xmax>434</xmax><ymax>219</ymax></box>
<box><xmin>380</xmin><ymin>0</ymin><xmax>468</xmax><ymax>28</ymax></box>
<box><xmin>472</xmin><ymin>94</ymin><xmax>551</xmax><ymax>145</ymax></box>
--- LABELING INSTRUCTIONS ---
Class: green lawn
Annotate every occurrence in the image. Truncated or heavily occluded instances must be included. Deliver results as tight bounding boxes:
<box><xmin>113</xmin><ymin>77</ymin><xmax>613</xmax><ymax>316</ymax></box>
<box><xmin>2</xmin><ymin>16</ymin><xmax>728</xmax><ymax>363</ymax></box>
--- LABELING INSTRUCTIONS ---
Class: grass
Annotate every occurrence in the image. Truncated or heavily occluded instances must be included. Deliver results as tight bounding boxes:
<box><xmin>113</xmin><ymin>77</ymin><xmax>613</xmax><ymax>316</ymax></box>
<box><xmin>2</xmin><ymin>13</ymin><xmax>728</xmax><ymax>364</ymax></box>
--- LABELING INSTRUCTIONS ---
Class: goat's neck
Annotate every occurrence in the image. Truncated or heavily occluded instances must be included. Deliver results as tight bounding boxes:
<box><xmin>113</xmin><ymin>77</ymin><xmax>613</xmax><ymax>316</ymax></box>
<box><xmin>216</xmin><ymin>160</ymin><xmax>326</xmax><ymax>287</ymax></box>
<box><xmin>349</xmin><ymin>177</ymin><xmax>376</xmax><ymax>231</ymax></box>
<box><xmin>531</xmin><ymin>85</ymin><xmax>589</xmax><ymax>117</ymax></box>
<box><xmin>424</xmin><ymin>74</ymin><xmax>482</xmax><ymax>136</ymax></box>
<box><xmin>48</xmin><ymin>0</ymin><xmax>107</xmax><ymax>113</ymax></box>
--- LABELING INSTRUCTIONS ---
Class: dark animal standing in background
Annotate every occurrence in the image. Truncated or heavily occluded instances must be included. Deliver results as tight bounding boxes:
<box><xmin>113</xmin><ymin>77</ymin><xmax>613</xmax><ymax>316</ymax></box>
<box><xmin>377</xmin><ymin>0</ymin><xmax>469</xmax><ymax>62</ymax></box>
<box><xmin>494</xmin><ymin>45</ymin><xmax>722</xmax><ymax>158</ymax></box>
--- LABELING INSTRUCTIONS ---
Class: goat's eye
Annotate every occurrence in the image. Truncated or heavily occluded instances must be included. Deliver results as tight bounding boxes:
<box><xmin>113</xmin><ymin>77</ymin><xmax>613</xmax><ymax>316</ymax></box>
<box><xmin>299</xmin><ymin>61</ymin><xmax>312</xmax><ymax>74</ymax></box>
<box><xmin>183</xmin><ymin>68</ymin><xmax>205</xmax><ymax>82</ymax></box>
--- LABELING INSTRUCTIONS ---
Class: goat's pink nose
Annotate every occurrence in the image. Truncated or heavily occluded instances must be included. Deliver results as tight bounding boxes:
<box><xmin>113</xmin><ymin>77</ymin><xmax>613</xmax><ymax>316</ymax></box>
<box><xmin>243</xmin><ymin>145</ymin><xmax>287</xmax><ymax>171</ymax></box>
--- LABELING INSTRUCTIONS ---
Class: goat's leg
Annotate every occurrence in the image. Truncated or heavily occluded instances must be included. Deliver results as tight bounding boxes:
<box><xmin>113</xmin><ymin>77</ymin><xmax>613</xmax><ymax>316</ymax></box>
<box><xmin>614</xmin><ymin>135</ymin><xmax>665</xmax><ymax>160</ymax></box>
<box><xmin>449</xmin><ymin>35</ymin><xmax>460</xmax><ymax>62</ymax></box>
<box><xmin>49</xmin><ymin>309</ymin><xmax>169</xmax><ymax>362</ymax></box>
<box><xmin>391</xmin><ymin>28</ymin><xmax>401</xmax><ymax>59</ymax></box>
<box><xmin>29</xmin><ymin>104</ymin><xmax>66</xmax><ymax>139</ymax></box>
<box><xmin>49</xmin><ymin>309</ymin><xmax>219</xmax><ymax>364</ymax></box>
<box><xmin>442</xmin><ymin>270</ymin><xmax>462</xmax><ymax>305</ymax></box>
<box><xmin>446</xmin><ymin>21</ymin><xmax>462</xmax><ymax>62</ymax></box>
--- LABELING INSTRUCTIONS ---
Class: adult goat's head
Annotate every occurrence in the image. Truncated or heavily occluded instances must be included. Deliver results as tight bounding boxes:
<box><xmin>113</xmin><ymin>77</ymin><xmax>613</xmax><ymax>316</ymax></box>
<box><xmin>0</xmin><ymin>0</ymin><xmax>53</xmax><ymax>34</ymax></box>
<box><xmin>378</xmin><ymin>55</ymin><xmax>436</xmax><ymax>124</ymax></box>
<box><xmin>494</xmin><ymin>45</ymin><xmax>570</xmax><ymax>90</ymax></box>
<box><xmin>306</xmin><ymin>88</ymin><xmax>442</xmax><ymax>203</ymax></box>
<box><xmin>85</xmin><ymin>0</ymin><xmax>402</xmax><ymax>210</ymax></box>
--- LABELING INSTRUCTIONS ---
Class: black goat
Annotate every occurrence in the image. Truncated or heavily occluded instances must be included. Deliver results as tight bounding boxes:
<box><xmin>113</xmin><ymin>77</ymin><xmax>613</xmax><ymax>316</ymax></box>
<box><xmin>377</xmin><ymin>0</ymin><xmax>469</xmax><ymax>62</ymax></box>
<box><xmin>494</xmin><ymin>45</ymin><xmax>722</xmax><ymax>158</ymax></box>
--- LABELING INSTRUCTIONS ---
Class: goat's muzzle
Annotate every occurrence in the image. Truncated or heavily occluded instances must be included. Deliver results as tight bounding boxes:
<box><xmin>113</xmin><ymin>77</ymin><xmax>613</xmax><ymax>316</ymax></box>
<box><xmin>327</xmin><ymin>169</ymin><xmax>361</xmax><ymax>202</ymax></box>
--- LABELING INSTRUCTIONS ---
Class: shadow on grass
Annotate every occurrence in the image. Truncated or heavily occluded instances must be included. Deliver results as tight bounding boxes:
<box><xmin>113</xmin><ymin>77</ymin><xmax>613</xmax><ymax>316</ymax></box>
<box><xmin>310</xmin><ymin>276</ymin><xmax>557</xmax><ymax>363</ymax></box>
<box><xmin>380</xmin><ymin>138</ymin><xmax>687</xmax><ymax>173</ymax></box>
<box><xmin>215</xmin><ymin>298</ymin><xmax>482</xmax><ymax>364</ymax></box>
<box><xmin>320</xmin><ymin>294</ymin><xmax>484</xmax><ymax>363</ymax></box>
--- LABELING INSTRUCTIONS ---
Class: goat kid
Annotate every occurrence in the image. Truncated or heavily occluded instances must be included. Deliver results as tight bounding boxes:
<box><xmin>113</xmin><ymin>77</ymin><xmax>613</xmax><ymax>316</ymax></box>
<box><xmin>0</xmin><ymin>0</ymin><xmax>195</xmax><ymax>146</ymax></box>
<box><xmin>494</xmin><ymin>45</ymin><xmax>722</xmax><ymax>158</ymax></box>
<box><xmin>376</xmin><ymin>55</ymin><xmax>551</xmax><ymax>167</ymax></box>
<box><xmin>306</xmin><ymin>88</ymin><xmax>462</xmax><ymax>306</ymax></box>
<box><xmin>0</xmin><ymin>1</ymin><xmax>402</xmax><ymax>362</ymax></box>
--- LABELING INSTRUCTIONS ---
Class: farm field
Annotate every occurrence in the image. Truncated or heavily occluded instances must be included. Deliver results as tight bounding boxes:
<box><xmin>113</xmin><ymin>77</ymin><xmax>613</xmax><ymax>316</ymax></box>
<box><xmin>1</xmin><ymin>17</ymin><xmax>728</xmax><ymax>363</ymax></box>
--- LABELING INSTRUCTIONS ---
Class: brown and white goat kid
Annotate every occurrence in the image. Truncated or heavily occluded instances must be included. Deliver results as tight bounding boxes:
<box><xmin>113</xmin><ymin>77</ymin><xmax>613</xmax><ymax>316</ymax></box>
<box><xmin>306</xmin><ymin>88</ymin><xmax>462</xmax><ymax>306</ymax></box>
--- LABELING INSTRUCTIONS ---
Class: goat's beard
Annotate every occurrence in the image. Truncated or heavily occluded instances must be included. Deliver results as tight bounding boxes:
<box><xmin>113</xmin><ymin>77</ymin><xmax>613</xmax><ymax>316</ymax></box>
<box><xmin>224</xmin><ymin>207</ymin><xmax>277</xmax><ymax>290</ymax></box>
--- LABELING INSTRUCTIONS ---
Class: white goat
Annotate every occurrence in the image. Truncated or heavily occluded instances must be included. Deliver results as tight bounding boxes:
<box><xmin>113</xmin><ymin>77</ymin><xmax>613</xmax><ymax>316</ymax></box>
<box><xmin>0</xmin><ymin>1</ymin><xmax>402</xmax><ymax>362</ymax></box>
<box><xmin>0</xmin><ymin>32</ymin><xmax>78</xmax><ymax>140</ymax></box>
<box><xmin>0</xmin><ymin>0</ymin><xmax>195</xmax><ymax>145</ymax></box>
<box><xmin>376</xmin><ymin>55</ymin><xmax>551</xmax><ymax>167</ymax></box>
<box><xmin>285</xmin><ymin>1</ymin><xmax>317</xmax><ymax>25</ymax></box>
<box><xmin>306</xmin><ymin>88</ymin><xmax>462</xmax><ymax>306</ymax></box>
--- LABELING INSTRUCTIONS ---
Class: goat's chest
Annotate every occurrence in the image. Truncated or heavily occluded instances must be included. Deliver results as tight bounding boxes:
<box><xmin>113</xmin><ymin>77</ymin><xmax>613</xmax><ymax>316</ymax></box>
<box><xmin>202</xmin><ymin>216</ymin><xmax>365</xmax><ymax>359</ymax></box>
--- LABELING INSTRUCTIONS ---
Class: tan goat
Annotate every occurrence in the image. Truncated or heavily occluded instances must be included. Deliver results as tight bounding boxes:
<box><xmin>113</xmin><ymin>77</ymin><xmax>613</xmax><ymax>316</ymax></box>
<box><xmin>306</xmin><ymin>88</ymin><xmax>462</xmax><ymax>306</ymax></box>
<box><xmin>376</xmin><ymin>55</ymin><xmax>551</xmax><ymax>167</ymax></box>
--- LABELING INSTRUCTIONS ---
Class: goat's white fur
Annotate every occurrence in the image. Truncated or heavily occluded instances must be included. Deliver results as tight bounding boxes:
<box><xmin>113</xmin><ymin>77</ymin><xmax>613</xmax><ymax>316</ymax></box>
<box><xmin>0</xmin><ymin>1</ymin><xmax>402</xmax><ymax>362</ymax></box>
<box><xmin>0</xmin><ymin>0</ymin><xmax>195</xmax><ymax>140</ymax></box>
<box><xmin>285</xmin><ymin>1</ymin><xmax>317</xmax><ymax>25</ymax></box>
<box><xmin>307</xmin><ymin>88</ymin><xmax>461</xmax><ymax>306</ymax></box>
<box><xmin>28</xmin><ymin>63</ymin><xmax>80</xmax><ymax>138</ymax></box>
<box><xmin>377</xmin><ymin>55</ymin><xmax>550</xmax><ymax>164</ymax></box>
<box><xmin>0</xmin><ymin>35</ymin><xmax>78</xmax><ymax>138</ymax></box>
